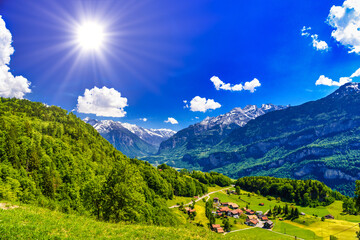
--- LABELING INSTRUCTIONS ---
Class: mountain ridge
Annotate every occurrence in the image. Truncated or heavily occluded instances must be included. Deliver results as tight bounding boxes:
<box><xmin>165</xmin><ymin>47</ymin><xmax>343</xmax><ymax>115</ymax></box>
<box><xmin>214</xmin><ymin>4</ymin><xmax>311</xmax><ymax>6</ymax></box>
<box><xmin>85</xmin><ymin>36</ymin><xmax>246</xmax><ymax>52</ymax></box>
<box><xmin>84</xmin><ymin>118</ymin><xmax>175</xmax><ymax>157</ymax></box>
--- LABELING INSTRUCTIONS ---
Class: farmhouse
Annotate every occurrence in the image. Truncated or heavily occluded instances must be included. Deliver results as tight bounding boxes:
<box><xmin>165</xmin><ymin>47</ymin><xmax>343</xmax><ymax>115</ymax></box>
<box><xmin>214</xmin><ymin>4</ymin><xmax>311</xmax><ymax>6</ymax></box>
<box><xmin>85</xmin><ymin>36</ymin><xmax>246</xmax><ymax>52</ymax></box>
<box><xmin>246</xmin><ymin>219</ymin><xmax>258</xmax><ymax>226</ymax></box>
<box><xmin>211</xmin><ymin>224</ymin><xmax>224</xmax><ymax>233</ymax></box>
<box><xmin>219</xmin><ymin>207</ymin><xmax>231</xmax><ymax>213</ymax></box>
<box><xmin>247</xmin><ymin>215</ymin><xmax>258</xmax><ymax>221</ymax></box>
<box><xmin>230</xmin><ymin>209</ymin><xmax>243</xmax><ymax>217</ymax></box>
<box><xmin>228</xmin><ymin>202</ymin><xmax>239</xmax><ymax>209</ymax></box>
<box><xmin>261</xmin><ymin>216</ymin><xmax>268</xmax><ymax>221</ymax></box>
<box><xmin>264</xmin><ymin>220</ymin><xmax>274</xmax><ymax>229</ymax></box>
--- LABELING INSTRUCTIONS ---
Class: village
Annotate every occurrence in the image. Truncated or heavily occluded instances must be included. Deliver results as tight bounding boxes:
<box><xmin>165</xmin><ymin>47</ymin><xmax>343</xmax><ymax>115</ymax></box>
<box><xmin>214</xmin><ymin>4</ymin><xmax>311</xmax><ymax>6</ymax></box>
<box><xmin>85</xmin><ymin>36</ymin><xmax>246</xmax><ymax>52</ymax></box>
<box><xmin>209</xmin><ymin>196</ymin><xmax>274</xmax><ymax>233</ymax></box>
<box><xmin>180</xmin><ymin>190</ymin><xmax>276</xmax><ymax>234</ymax></box>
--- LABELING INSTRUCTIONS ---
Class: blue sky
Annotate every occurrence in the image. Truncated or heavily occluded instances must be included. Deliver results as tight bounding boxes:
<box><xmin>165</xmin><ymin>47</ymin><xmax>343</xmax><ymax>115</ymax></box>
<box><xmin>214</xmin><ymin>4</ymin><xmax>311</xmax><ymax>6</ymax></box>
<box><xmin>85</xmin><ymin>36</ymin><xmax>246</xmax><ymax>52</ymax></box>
<box><xmin>0</xmin><ymin>0</ymin><xmax>359</xmax><ymax>130</ymax></box>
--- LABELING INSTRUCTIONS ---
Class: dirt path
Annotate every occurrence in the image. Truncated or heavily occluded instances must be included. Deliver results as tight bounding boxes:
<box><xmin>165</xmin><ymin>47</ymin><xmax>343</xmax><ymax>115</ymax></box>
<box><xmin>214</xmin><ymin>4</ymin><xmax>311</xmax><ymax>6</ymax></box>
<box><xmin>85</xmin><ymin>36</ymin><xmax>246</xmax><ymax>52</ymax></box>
<box><xmin>0</xmin><ymin>203</ymin><xmax>19</xmax><ymax>210</ymax></box>
<box><xmin>168</xmin><ymin>186</ymin><xmax>233</xmax><ymax>208</ymax></box>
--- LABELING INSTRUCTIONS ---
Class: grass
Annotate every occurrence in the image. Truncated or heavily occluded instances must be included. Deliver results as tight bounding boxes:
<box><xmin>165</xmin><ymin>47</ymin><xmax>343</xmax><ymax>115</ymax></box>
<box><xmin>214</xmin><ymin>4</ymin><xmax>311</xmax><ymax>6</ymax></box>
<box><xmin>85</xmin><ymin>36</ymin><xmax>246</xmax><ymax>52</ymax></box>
<box><xmin>223</xmin><ymin>227</ymin><xmax>293</xmax><ymax>240</ymax></box>
<box><xmin>288</xmin><ymin>218</ymin><xmax>359</xmax><ymax>239</ymax></box>
<box><xmin>3</xmin><ymin>185</ymin><xmax>360</xmax><ymax>240</ymax></box>
<box><xmin>273</xmin><ymin>219</ymin><xmax>322</xmax><ymax>240</ymax></box>
<box><xmin>0</xmin><ymin>203</ymin><xmax>219</xmax><ymax>240</ymax></box>
<box><xmin>166</xmin><ymin>196</ymin><xmax>193</xmax><ymax>207</ymax></box>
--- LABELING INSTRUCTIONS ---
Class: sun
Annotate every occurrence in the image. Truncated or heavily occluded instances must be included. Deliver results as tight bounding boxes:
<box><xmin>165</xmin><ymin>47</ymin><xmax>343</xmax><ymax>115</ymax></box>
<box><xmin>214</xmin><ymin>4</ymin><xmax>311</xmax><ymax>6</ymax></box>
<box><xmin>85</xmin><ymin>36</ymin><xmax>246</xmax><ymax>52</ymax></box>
<box><xmin>76</xmin><ymin>22</ymin><xmax>105</xmax><ymax>50</ymax></box>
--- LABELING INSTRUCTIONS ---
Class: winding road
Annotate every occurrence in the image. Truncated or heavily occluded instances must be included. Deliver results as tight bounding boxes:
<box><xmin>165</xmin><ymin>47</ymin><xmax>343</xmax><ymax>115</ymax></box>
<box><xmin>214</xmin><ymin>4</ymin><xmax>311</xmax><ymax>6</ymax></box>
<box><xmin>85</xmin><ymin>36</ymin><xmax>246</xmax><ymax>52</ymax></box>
<box><xmin>168</xmin><ymin>186</ymin><xmax>233</xmax><ymax>208</ymax></box>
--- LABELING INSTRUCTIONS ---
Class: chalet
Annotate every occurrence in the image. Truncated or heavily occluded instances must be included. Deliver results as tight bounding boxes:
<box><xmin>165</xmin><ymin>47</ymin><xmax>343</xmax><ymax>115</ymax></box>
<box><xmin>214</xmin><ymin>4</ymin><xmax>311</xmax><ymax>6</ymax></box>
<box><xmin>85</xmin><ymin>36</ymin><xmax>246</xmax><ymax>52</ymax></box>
<box><xmin>222</xmin><ymin>202</ymin><xmax>229</xmax><ymax>207</ymax></box>
<box><xmin>264</xmin><ymin>220</ymin><xmax>274</xmax><ymax>229</ymax></box>
<box><xmin>256</xmin><ymin>211</ymin><xmax>263</xmax><ymax>216</ymax></box>
<box><xmin>219</xmin><ymin>207</ymin><xmax>231</xmax><ymax>213</ymax></box>
<box><xmin>259</xmin><ymin>203</ymin><xmax>264</xmax><ymax>206</ymax></box>
<box><xmin>249</xmin><ymin>210</ymin><xmax>255</xmax><ymax>215</ymax></box>
<box><xmin>300</xmin><ymin>212</ymin><xmax>306</xmax><ymax>216</ymax></box>
<box><xmin>228</xmin><ymin>202</ymin><xmax>239</xmax><ymax>209</ymax></box>
<box><xmin>230</xmin><ymin>209</ymin><xmax>243</xmax><ymax>218</ymax></box>
<box><xmin>211</xmin><ymin>224</ymin><xmax>221</xmax><ymax>230</ymax></box>
<box><xmin>211</xmin><ymin>224</ymin><xmax>224</xmax><ymax>233</ymax></box>
<box><xmin>261</xmin><ymin>216</ymin><xmax>268</xmax><ymax>221</ymax></box>
<box><xmin>279</xmin><ymin>218</ymin><xmax>284</xmax><ymax>221</ymax></box>
<box><xmin>245</xmin><ymin>209</ymin><xmax>252</xmax><ymax>214</ymax></box>
<box><xmin>216</xmin><ymin>227</ymin><xmax>224</xmax><ymax>233</ymax></box>
<box><xmin>213</xmin><ymin>197</ymin><xmax>219</xmax><ymax>203</ymax></box>
<box><xmin>324</xmin><ymin>214</ymin><xmax>334</xmax><ymax>219</ymax></box>
<box><xmin>247</xmin><ymin>215</ymin><xmax>258</xmax><ymax>221</ymax></box>
<box><xmin>246</xmin><ymin>219</ymin><xmax>258</xmax><ymax>226</ymax></box>
<box><xmin>193</xmin><ymin>196</ymin><xmax>198</xmax><ymax>199</ymax></box>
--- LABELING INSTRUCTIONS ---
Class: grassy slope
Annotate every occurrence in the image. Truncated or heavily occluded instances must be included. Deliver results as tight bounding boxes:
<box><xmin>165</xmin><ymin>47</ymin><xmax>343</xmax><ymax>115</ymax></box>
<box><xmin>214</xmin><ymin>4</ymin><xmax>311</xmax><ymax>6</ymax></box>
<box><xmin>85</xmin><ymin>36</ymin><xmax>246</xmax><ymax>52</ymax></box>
<box><xmin>0</xmin><ymin>203</ymin><xmax>297</xmax><ymax>240</ymax></box>
<box><xmin>2</xmin><ymin>189</ymin><xmax>360</xmax><ymax>240</ymax></box>
<box><xmin>0</xmin><ymin>203</ymin><xmax>217</xmax><ymax>240</ymax></box>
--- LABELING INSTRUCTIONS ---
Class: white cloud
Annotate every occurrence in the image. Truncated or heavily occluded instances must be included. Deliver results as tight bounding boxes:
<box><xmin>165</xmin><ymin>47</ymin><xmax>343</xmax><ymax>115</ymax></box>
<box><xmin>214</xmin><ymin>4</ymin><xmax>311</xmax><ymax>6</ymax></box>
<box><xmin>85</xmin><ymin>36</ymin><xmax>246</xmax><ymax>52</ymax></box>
<box><xmin>164</xmin><ymin>117</ymin><xmax>178</xmax><ymax>124</ymax></box>
<box><xmin>315</xmin><ymin>75</ymin><xmax>351</xmax><ymax>86</ymax></box>
<box><xmin>311</xmin><ymin>35</ymin><xmax>329</xmax><ymax>51</ymax></box>
<box><xmin>0</xmin><ymin>16</ymin><xmax>31</xmax><ymax>99</ymax></box>
<box><xmin>188</xmin><ymin>96</ymin><xmax>221</xmax><ymax>113</ymax></box>
<box><xmin>210</xmin><ymin>76</ymin><xmax>261</xmax><ymax>92</ymax></box>
<box><xmin>139</xmin><ymin>118</ymin><xmax>147</xmax><ymax>122</ymax></box>
<box><xmin>195</xmin><ymin>116</ymin><xmax>199</xmax><ymax>119</ymax></box>
<box><xmin>315</xmin><ymin>67</ymin><xmax>360</xmax><ymax>87</ymax></box>
<box><xmin>243</xmin><ymin>78</ymin><xmax>261</xmax><ymax>93</ymax></box>
<box><xmin>301</xmin><ymin>26</ymin><xmax>329</xmax><ymax>52</ymax></box>
<box><xmin>328</xmin><ymin>0</ymin><xmax>360</xmax><ymax>54</ymax></box>
<box><xmin>350</xmin><ymin>67</ymin><xmax>360</xmax><ymax>78</ymax></box>
<box><xmin>77</xmin><ymin>86</ymin><xmax>128</xmax><ymax>117</ymax></box>
<box><xmin>301</xmin><ymin>26</ymin><xmax>312</xmax><ymax>36</ymax></box>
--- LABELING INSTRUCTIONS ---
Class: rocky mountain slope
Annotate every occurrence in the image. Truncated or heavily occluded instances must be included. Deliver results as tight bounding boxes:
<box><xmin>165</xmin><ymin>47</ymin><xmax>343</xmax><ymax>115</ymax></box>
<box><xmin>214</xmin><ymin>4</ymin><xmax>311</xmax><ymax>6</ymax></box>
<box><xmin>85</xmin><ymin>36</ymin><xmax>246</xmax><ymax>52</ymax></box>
<box><xmin>157</xmin><ymin>104</ymin><xmax>287</xmax><ymax>156</ymax></box>
<box><xmin>150</xmin><ymin>83</ymin><xmax>360</xmax><ymax>195</ymax></box>
<box><xmin>84</xmin><ymin>118</ymin><xmax>175</xmax><ymax>157</ymax></box>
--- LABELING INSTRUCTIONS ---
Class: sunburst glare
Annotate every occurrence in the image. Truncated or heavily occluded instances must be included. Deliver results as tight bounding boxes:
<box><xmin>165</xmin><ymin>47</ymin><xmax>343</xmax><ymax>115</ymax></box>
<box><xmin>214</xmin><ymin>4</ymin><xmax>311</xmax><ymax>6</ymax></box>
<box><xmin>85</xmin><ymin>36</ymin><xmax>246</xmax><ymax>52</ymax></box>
<box><xmin>76</xmin><ymin>22</ymin><xmax>105</xmax><ymax>50</ymax></box>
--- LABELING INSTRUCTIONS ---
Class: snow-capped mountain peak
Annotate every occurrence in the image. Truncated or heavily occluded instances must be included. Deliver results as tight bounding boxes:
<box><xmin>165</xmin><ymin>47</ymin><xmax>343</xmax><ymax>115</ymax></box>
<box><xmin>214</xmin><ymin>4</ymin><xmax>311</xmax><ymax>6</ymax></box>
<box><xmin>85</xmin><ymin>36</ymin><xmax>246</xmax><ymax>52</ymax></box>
<box><xmin>84</xmin><ymin>118</ymin><xmax>176</xmax><ymax>147</ymax></box>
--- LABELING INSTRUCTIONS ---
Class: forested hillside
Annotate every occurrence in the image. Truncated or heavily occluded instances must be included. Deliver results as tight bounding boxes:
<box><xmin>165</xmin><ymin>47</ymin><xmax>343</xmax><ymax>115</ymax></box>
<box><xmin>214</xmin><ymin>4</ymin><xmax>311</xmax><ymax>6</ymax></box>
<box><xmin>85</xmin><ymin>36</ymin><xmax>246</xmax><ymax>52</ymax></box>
<box><xmin>0</xmin><ymin>98</ymin><xmax>230</xmax><ymax>225</ymax></box>
<box><xmin>147</xmin><ymin>83</ymin><xmax>360</xmax><ymax>196</ymax></box>
<box><xmin>236</xmin><ymin>177</ymin><xmax>344</xmax><ymax>207</ymax></box>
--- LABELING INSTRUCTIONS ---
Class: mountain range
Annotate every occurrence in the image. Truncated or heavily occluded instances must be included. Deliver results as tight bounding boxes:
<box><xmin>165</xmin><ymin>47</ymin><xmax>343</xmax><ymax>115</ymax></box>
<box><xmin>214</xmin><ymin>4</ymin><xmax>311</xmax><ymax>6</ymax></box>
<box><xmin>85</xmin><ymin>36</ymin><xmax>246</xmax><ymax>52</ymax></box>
<box><xmin>146</xmin><ymin>82</ymin><xmax>360</xmax><ymax>195</ymax></box>
<box><xmin>84</xmin><ymin>118</ymin><xmax>175</xmax><ymax>157</ymax></box>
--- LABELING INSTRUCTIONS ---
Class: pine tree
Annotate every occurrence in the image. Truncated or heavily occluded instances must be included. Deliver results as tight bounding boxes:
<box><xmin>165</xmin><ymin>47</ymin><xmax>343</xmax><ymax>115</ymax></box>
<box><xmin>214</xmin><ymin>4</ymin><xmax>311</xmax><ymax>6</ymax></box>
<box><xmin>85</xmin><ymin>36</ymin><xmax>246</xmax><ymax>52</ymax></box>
<box><xmin>355</xmin><ymin>181</ymin><xmax>360</xmax><ymax>212</ymax></box>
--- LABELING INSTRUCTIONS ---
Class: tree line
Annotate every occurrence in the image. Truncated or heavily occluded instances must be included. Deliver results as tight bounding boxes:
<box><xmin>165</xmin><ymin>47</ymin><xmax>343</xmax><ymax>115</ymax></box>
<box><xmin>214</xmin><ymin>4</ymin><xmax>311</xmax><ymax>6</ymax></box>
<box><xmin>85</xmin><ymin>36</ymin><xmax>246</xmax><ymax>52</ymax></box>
<box><xmin>235</xmin><ymin>176</ymin><xmax>344</xmax><ymax>207</ymax></box>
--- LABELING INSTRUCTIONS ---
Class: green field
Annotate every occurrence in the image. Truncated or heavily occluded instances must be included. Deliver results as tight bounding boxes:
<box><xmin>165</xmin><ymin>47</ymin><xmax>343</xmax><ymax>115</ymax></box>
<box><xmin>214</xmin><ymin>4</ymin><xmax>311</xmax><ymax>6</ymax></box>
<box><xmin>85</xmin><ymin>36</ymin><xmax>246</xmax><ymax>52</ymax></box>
<box><xmin>224</xmin><ymin>227</ymin><xmax>293</xmax><ymax>240</ymax></box>
<box><xmin>3</xmin><ymin>185</ymin><xmax>360</xmax><ymax>240</ymax></box>
<box><xmin>0</xmin><ymin>203</ymin><xmax>219</xmax><ymax>240</ymax></box>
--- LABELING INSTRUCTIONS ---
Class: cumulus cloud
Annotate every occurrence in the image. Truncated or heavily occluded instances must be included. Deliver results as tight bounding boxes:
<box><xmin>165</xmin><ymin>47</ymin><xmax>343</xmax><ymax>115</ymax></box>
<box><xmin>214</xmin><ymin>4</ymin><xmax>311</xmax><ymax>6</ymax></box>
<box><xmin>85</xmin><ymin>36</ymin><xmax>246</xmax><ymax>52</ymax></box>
<box><xmin>139</xmin><ymin>118</ymin><xmax>147</xmax><ymax>122</ymax></box>
<box><xmin>210</xmin><ymin>76</ymin><xmax>261</xmax><ymax>93</ymax></box>
<box><xmin>187</xmin><ymin>96</ymin><xmax>221</xmax><ymax>113</ymax></box>
<box><xmin>327</xmin><ymin>0</ymin><xmax>360</xmax><ymax>54</ymax></box>
<box><xmin>315</xmin><ymin>75</ymin><xmax>352</xmax><ymax>86</ymax></box>
<box><xmin>164</xmin><ymin>117</ymin><xmax>178</xmax><ymax>124</ymax></box>
<box><xmin>350</xmin><ymin>67</ymin><xmax>360</xmax><ymax>78</ymax></box>
<box><xmin>301</xmin><ymin>26</ymin><xmax>329</xmax><ymax>52</ymax></box>
<box><xmin>0</xmin><ymin>16</ymin><xmax>31</xmax><ymax>99</ymax></box>
<box><xmin>77</xmin><ymin>86</ymin><xmax>128</xmax><ymax>117</ymax></box>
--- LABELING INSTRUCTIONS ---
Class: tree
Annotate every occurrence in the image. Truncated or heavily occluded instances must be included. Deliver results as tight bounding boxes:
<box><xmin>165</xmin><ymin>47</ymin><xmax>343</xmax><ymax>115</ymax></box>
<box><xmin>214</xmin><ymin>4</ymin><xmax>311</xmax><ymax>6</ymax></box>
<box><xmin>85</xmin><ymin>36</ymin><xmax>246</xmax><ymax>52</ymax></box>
<box><xmin>223</xmin><ymin>218</ymin><xmax>231</xmax><ymax>232</ymax></box>
<box><xmin>284</xmin><ymin>204</ymin><xmax>289</xmax><ymax>215</ymax></box>
<box><xmin>355</xmin><ymin>181</ymin><xmax>360</xmax><ymax>212</ymax></box>
<box><xmin>236</xmin><ymin>186</ymin><xmax>241</xmax><ymax>195</ymax></box>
